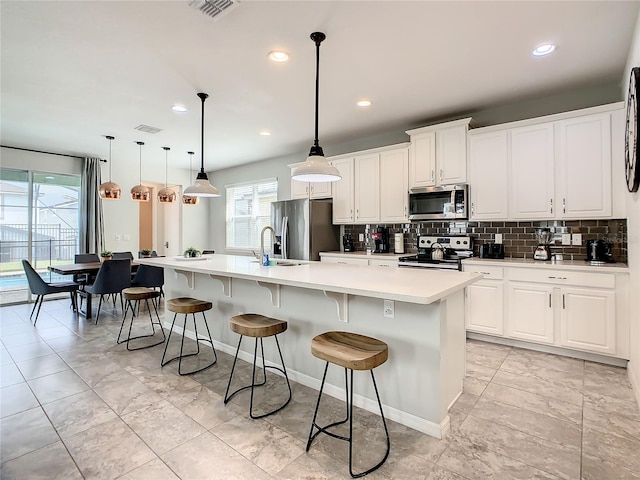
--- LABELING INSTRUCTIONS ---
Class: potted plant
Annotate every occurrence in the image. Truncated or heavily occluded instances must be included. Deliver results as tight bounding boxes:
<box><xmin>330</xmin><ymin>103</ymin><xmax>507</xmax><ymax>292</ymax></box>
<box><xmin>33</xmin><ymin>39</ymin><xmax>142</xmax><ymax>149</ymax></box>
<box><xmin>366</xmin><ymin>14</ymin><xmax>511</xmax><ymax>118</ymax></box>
<box><xmin>140</xmin><ymin>249</ymin><xmax>153</xmax><ymax>258</ymax></box>
<box><xmin>184</xmin><ymin>247</ymin><xmax>201</xmax><ymax>258</ymax></box>
<box><xmin>100</xmin><ymin>250</ymin><xmax>113</xmax><ymax>262</ymax></box>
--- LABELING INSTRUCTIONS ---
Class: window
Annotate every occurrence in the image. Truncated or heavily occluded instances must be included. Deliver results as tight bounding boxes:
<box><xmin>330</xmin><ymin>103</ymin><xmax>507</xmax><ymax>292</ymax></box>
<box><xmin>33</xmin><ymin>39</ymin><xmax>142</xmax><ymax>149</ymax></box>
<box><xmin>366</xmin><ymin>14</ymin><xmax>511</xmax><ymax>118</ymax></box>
<box><xmin>226</xmin><ymin>178</ymin><xmax>277</xmax><ymax>250</ymax></box>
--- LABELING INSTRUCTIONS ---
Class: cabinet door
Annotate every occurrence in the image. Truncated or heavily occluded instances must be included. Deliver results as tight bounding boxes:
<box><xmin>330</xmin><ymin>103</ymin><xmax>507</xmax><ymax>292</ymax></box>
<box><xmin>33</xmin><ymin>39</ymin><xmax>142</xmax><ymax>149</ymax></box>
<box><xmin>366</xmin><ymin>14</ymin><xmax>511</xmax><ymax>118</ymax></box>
<box><xmin>556</xmin><ymin>113</ymin><xmax>612</xmax><ymax>218</ymax></box>
<box><xmin>310</xmin><ymin>181</ymin><xmax>332</xmax><ymax>199</ymax></box>
<box><xmin>409</xmin><ymin>132</ymin><xmax>436</xmax><ymax>187</ymax></box>
<box><xmin>510</xmin><ymin>123</ymin><xmax>555</xmax><ymax>218</ymax></box>
<box><xmin>560</xmin><ymin>287</ymin><xmax>616</xmax><ymax>355</ymax></box>
<box><xmin>437</xmin><ymin>125</ymin><xmax>467</xmax><ymax>184</ymax></box>
<box><xmin>380</xmin><ymin>148</ymin><xmax>409</xmax><ymax>222</ymax></box>
<box><xmin>468</xmin><ymin>131</ymin><xmax>509</xmax><ymax>219</ymax></box>
<box><xmin>331</xmin><ymin>158</ymin><xmax>354</xmax><ymax>224</ymax></box>
<box><xmin>507</xmin><ymin>282</ymin><xmax>555</xmax><ymax>344</ymax></box>
<box><xmin>290</xmin><ymin>178</ymin><xmax>309</xmax><ymax>199</ymax></box>
<box><xmin>465</xmin><ymin>280</ymin><xmax>504</xmax><ymax>336</ymax></box>
<box><xmin>354</xmin><ymin>154</ymin><xmax>380</xmax><ymax>223</ymax></box>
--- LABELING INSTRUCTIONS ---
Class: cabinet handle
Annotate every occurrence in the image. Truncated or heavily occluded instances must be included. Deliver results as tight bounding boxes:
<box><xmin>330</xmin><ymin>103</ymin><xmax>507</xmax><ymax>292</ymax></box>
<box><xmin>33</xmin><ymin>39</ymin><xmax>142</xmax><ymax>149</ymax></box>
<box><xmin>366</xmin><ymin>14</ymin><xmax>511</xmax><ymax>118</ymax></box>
<box><xmin>350</xmin><ymin>209</ymin><xmax>353</xmax><ymax>220</ymax></box>
<box><xmin>471</xmin><ymin>203</ymin><xmax>474</xmax><ymax>216</ymax></box>
<box><xmin>310</xmin><ymin>185</ymin><xmax>314</xmax><ymax>194</ymax></box>
<box><xmin>440</xmin><ymin>169</ymin><xmax>443</xmax><ymax>182</ymax></box>
<box><xmin>306</xmin><ymin>186</ymin><xmax>309</xmax><ymax>194</ymax></box>
<box><xmin>404</xmin><ymin>205</ymin><xmax>407</xmax><ymax>216</ymax></box>
<box><xmin>547</xmin><ymin>276</ymin><xmax>567</xmax><ymax>280</ymax></box>
<box><xmin>337</xmin><ymin>261</ymin><xmax>347</xmax><ymax>265</ymax></box>
<box><xmin>549</xmin><ymin>293</ymin><xmax>552</xmax><ymax>308</ymax></box>
<box><xmin>550</xmin><ymin>198</ymin><xmax>553</xmax><ymax>214</ymax></box>
<box><xmin>356</xmin><ymin>209</ymin><xmax>359</xmax><ymax>219</ymax></box>
<box><xmin>563</xmin><ymin>198</ymin><xmax>566</xmax><ymax>214</ymax></box>
<box><xmin>431</xmin><ymin>170</ymin><xmax>435</xmax><ymax>182</ymax></box>
<box><xmin>562</xmin><ymin>294</ymin><xmax>566</xmax><ymax>309</ymax></box>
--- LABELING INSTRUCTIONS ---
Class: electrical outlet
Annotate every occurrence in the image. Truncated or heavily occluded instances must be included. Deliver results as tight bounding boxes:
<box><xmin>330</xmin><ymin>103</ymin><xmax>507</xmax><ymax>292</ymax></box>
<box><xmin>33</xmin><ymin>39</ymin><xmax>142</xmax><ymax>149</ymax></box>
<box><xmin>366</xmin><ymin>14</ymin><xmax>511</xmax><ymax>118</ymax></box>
<box><xmin>562</xmin><ymin>233</ymin><xmax>571</xmax><ymax>245</ymax></box>
<box><xmin>359</xmin><ymin>233</ymin><xmax>364</xmax><ymax>242</ymax></box>
<box><xmin>115</xmin><ymin>234</ymin><xmax>121</xmax><ymax>241</ymax></box>
<box><xmin>495</xmin><ymin>233</ymin><xmax>503</xmax><ymax>244</ymax></box>
<box><xmin>572</xmin><ymin>233</ymin><xmax>582</xmax><ymax>246</ymax></box>
<box><xmin>384</xmin><ymin>299</ymin><xmax>394</xmax><ymax>319</ymax></box>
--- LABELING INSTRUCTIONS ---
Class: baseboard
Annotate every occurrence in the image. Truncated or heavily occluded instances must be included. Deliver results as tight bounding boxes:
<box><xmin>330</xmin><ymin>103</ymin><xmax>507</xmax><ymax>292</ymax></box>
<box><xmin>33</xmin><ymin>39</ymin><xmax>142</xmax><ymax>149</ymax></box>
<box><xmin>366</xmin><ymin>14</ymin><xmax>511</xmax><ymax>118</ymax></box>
<box><xmin>628</xmin><ymin>362</ymin><xmax>640</xmax><ymax>412</ymax></box>
<box><xmin>166</xmin><ymin>321</ymin><xmax>448</xmax><ymax>438</ymax></box>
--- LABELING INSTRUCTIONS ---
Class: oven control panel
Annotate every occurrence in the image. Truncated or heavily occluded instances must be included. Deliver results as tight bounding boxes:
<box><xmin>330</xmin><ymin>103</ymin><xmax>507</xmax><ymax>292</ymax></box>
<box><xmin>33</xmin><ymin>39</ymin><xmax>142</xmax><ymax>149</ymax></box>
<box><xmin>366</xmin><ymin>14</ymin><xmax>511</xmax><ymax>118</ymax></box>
<box><xmin>418</xmin><ymin>235</ymin><xmax>473</xmax><ymax>251</ymax></box>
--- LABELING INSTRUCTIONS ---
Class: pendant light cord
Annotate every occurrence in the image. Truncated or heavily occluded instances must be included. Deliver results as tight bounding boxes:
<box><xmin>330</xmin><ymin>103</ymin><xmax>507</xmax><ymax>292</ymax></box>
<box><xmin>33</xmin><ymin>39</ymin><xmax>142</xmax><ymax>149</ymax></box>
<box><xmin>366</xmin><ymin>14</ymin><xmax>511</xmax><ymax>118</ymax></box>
<box><xmin>198</xmin><ymin>93</ymin><xmax>209</xmax><ymax>174</ymax></box>
<box><xmin>106</xmin><ymin>135</ymin><xmax>115</xmax><ymax>181</ymax></box>
<box><xmin>136</xmin><ymin>141</ymin><xmax>144</xmax><ymax>185</ymax></box>
<box><xmin>313</xmin><ymin>36</ymin><xmax>321</xmax><ymax>147</ymax></box>
<box><xmin>163</xmin><ymin>147</ymin><xmax>169</xmax><ymax>188</ymax></box>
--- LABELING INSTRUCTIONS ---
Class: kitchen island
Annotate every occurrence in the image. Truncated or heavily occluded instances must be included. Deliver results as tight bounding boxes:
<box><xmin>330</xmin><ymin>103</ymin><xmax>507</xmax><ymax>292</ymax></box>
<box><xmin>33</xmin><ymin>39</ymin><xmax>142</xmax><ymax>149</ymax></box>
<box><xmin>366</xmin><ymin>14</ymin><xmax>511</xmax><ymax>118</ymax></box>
<box><xmin>138</xmin><ymin>254</ymin><xmax>482</xmax><ymax>438</ymax></box>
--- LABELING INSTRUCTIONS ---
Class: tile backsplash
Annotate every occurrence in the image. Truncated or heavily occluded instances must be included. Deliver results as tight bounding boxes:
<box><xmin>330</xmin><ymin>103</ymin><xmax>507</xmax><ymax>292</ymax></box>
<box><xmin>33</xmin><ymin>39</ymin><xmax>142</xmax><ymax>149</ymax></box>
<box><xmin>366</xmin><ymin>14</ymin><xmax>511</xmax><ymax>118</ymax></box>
<box><xmin>342</xmin><ymin>219</ymin><xmax>628</xmax><ymax>263</ymax></box>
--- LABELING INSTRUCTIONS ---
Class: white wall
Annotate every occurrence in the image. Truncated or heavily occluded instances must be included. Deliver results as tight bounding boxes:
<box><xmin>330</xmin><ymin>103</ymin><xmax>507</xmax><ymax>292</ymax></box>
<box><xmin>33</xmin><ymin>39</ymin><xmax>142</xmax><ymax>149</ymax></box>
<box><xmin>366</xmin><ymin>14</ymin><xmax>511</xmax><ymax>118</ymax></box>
<box><xmin>623</xmin><ymin>10</ymin><xmax>640</xmax><ymax>408</ymax></box>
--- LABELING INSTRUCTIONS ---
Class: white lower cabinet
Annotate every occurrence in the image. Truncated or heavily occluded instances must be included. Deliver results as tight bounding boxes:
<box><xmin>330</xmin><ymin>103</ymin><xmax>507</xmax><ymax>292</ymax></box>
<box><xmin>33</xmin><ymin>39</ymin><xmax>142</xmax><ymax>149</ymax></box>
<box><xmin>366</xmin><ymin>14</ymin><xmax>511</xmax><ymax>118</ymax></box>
<box><xmin>560</xmin><ymin>287</ymin><xmax>615</xmax><ymax>355</ymax></box>
<box><xmin>506</xmin><ymin>282</ymin><xmax>555</xmax><ymax>344</ymax></box>
<box><xmin>464</xmin><ymin>262</ymin><xmax>624</xmax><ymax>358</ymax></box>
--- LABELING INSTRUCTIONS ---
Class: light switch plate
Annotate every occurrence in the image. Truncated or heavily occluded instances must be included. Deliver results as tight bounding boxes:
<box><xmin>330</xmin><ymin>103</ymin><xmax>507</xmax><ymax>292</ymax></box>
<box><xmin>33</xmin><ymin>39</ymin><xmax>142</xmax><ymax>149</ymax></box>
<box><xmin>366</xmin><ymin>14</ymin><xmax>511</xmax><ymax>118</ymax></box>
<box><xmin>359</xmin><ymin>233</ymin><xmax>364</xmax><ymax>242</ymax></box>
<box><xmin>115</xmin><ymin>234</ymin><xmax>121</xmax><ymax>241</ymax></box>
<box><xmin>562</xmin><ymin>233</ymin><xmax>571</xmax><ymax>245</ymax></box>
<box><xmin>384</xmin><ymin>299</ymin><xmax>394</xmax><ymax>319</ymax></box>
<box><xmin>572</xmin><ymin>233</ymin><xmax>582</xmax><ymax>246</ymax></box>
<box><xmin>495</xmin><ymin>233</ymin><xmax>503</xmax><ymax>244</ymax></box>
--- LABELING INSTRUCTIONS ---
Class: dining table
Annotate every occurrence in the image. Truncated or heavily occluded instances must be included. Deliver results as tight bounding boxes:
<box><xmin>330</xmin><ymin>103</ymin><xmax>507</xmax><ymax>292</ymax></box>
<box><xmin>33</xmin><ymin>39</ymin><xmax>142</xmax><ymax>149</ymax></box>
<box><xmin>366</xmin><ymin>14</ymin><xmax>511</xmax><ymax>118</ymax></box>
<box><xmin>48</xmin><ymin>261</ymin><xmax>138</xmax><ymax>319</ymax></box>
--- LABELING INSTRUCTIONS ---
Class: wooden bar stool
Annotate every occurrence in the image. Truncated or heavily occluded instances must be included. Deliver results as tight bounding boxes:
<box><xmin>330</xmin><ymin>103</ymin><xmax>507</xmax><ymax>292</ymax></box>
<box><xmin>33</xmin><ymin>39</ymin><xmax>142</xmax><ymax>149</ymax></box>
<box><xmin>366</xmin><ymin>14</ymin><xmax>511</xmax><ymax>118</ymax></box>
<box><xmin>117</xmin><ymin>287</ymin><xmax>165</xmax><ymax>350</ymax></box>
<box><xmin>306</xmin><ymin>331</ymin><xmax>390</xmax><ymax>478</ymax></box>
<box><xmin>224</xmin><ymin>314</ymin><xmax>292</xmax><ymax>419</ymax></box>
<box><xmin>161</xmin><ymin>297</ymin><xmax>217</xmax><ymax>375</ymax></box>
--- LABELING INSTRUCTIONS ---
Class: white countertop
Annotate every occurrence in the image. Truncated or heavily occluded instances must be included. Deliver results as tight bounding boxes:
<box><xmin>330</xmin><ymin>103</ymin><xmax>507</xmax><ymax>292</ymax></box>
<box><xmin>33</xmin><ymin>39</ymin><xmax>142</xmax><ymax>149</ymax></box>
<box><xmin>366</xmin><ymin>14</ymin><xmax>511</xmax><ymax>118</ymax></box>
<box><xmin>319</xmin><ymin>251</ymin><xmax>410</xmax><ymax>259</ymax></box>
<box><xmin>463</xmin><ymin>257</ymin><xmax>629</xmax><ymax>273</ymax></box>
<box><xmin>140</xmin><ymin>254</ymin><xmax>482</xmax><ymax>305</ymax></box>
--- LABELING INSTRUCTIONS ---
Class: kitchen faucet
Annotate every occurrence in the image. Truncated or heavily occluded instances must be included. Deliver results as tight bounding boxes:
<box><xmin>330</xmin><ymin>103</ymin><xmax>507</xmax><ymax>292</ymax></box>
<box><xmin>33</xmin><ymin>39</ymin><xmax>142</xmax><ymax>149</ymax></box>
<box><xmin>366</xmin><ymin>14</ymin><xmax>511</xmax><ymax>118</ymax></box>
<box><xmin>260</xmin><ymin>226</ymin><xmax>276</xmax><ymax>263</ymax></box>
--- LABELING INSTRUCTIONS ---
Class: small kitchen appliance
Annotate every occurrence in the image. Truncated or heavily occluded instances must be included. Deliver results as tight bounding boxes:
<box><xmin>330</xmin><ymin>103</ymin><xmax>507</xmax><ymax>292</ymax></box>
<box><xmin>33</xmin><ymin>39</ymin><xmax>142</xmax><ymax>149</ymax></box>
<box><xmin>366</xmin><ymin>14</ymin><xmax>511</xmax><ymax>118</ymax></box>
<box><xmin>394</xmin><ymin>233</ymin><xmax>405</xmax><ymax>254</ymax></box>
<box><xmin>371</xmin><ymin>227</ymin><xmax>389</xmax><ymax>253</ymax></box>
<box><xmin>533</xmin><ymin>228</ymin><xmax>553</xmax><ymax>261</ymax></box>
<box><xmin>343</xmin><ymin>233</ymin><xmax>354</xmax><ymax>252</ymax></box>
<box><xmin>398</xmin><ymin>235</ymin><xmax>474</xmax><ymax>270</ymax></box>
<box><xmin>480</xmin><ymin>243</ymin><xmax>505</xmax><ymax>259</ymax></box>
<box><xmin>586</xmin><ymin>238</ymin><xmax>615</xmax><ymax>264</ymax></box>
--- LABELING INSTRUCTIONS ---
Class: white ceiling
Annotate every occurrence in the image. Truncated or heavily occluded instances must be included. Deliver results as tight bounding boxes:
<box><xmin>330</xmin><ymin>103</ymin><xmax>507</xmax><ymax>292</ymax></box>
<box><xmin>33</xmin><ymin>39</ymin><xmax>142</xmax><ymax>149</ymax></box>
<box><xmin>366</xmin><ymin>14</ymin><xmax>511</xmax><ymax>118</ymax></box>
<box><xmin>1</xmin><ymin>1</ymin><xmax>639</xmax><ymax>171</ymax></box>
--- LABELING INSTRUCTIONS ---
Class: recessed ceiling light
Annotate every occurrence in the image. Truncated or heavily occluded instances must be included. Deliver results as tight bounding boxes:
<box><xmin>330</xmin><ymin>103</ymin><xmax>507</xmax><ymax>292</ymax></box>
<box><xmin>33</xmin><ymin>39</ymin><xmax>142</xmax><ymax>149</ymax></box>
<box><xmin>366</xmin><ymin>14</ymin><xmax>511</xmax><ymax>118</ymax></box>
<box><xmin>259</xmin><ymin>130</ymin><xmax>272</xmax><ymax>136</ymax></box>
<box><xmin>172</xmin><ymin>104</ymin><xmax>188</xmax><ymax>112</ymax></box>
<box><xmin>268</xmin><ymin>50</ymin><xmax>289</xmax><ymax>63</ymax></box>
<box><xmin>532</xmin><ymin>43</ymin><xmax>556</xmax><ymax>57</ymax></box>
<box><xmin>357</xmin><ymin>99</ymin><xmax>372</xmax><ymax>107</ymax></box>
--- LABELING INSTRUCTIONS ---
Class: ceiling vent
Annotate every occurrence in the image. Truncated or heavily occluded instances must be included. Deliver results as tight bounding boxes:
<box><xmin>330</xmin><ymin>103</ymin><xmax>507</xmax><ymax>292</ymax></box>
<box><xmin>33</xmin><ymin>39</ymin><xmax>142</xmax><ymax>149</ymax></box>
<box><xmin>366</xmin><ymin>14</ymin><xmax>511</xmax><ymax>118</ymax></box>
<box><xmin>134</xmin><ymin>124</ymin><xmax>163</xmax><ymax>134</ymax></box>
<box><xmin>189</xmin><ymin>0</ymin><xmax>239</xmax><ymax>20</ymax></box>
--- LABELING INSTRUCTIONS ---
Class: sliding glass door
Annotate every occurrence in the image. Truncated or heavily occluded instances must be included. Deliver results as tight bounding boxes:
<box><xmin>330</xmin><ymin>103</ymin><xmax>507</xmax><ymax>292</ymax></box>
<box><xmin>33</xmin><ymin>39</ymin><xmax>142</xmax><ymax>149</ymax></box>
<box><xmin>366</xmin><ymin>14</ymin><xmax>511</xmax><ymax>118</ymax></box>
<box><xmin>0</xmin><ymin>168</ymin><xmax>80</xmax><ymax>305</ymax></box>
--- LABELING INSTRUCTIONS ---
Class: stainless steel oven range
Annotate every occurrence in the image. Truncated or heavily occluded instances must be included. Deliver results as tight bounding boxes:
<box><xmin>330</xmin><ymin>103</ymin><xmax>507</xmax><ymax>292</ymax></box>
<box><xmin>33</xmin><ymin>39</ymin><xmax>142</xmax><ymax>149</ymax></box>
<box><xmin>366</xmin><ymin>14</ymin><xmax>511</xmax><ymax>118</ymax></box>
<box><xmin>398</xmin><ymin>235</ymin><xmax>474</xmax><ymax>271</ymax></box>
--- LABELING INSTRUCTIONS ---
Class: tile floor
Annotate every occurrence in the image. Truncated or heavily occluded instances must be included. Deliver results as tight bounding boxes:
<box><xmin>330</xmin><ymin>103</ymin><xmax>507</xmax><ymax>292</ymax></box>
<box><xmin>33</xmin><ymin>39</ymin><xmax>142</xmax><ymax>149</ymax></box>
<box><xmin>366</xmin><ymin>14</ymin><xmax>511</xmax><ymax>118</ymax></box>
<box><xmin>1</xmin><ymin>298</ymin><xmax>639</xmax><ymax>479</ymax></box>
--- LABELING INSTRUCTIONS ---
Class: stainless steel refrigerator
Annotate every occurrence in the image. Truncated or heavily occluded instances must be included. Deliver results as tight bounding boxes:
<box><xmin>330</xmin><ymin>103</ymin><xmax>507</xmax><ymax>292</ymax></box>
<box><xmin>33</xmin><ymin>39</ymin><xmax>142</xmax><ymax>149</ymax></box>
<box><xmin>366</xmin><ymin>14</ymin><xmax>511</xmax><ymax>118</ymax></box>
<box><xmin>270</xmin><ymin>199</ymin><xmax>340</xmax><ymax>261</ymax></box>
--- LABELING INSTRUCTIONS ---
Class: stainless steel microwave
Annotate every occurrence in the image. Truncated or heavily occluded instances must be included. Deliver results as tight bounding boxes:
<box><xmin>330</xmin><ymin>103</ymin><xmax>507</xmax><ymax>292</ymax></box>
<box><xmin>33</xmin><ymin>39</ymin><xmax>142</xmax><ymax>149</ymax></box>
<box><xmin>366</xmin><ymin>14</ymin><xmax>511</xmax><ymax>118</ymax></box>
<box><xmin>408</xmin><ymin>184</ymin><xmax>468</xmax><ymax>221</ymax></box>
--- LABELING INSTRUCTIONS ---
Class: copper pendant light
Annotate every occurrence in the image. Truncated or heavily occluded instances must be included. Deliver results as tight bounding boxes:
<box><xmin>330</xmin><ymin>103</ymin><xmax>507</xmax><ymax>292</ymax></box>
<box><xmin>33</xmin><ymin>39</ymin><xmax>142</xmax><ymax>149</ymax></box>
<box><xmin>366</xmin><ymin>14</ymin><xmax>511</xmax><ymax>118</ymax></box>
<box><xmin>99</xmin><ymin>135</ymin><xmax>122</xmax><ymax>200</ymax></box>
<box><xmin>291</xmin><ymin>32</ymin><xmax>341</xmax><ymax>183</ymax></box>
<box><xmin>130</xmin><ymin>141</ymin><xmax>150</xmax><ymax>202</ymax></box>
<box><xmin>182</xmin><ymin>151</ymin><xmax>199</xmax><ymax>205</ymax></box>
<box><xmin>157</xmin><ymin>146</ymin><xmax>176</xmax><ymax>203</ymax></box>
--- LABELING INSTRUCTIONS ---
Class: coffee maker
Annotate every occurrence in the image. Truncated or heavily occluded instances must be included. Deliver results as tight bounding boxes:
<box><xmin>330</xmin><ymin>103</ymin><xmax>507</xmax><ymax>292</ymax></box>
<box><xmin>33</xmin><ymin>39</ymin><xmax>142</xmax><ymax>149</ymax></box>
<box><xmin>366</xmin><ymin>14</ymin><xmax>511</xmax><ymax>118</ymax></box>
<box><xmin>343</xmin><ymin>233</ymin><xmax>354</xmax><ymax>252</ymax></box>
<box><xmin>371</xmin><ymin>227</ymin><xmax>389</xmax><ymax>253</ymax></box>
<box><xmin>533</xmin><ymin>228</ymin><xmax>553</xmax><ymax>261</ymax></box>
<box><xmin>586</xmin><ymin>238</ymin><xmax>615</xmax><ymax>263</ymax></box>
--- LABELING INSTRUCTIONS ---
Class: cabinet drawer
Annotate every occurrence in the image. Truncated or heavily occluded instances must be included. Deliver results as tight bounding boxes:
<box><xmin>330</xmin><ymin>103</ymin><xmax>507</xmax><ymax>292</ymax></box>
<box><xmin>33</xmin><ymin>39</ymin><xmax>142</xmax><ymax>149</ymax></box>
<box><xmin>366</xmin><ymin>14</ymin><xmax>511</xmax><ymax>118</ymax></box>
<box><xmin>508</xmin><ymin>268</ymin><xmax>615</xmax><ymax>289</ymax></box>
<box><xmin>463</xmin><ymin>264</ymin><xmax>503</xmax><ymax>280</ymax></box>
<box><xmin>321</xmin><ymin>256</ymin><xmax>369</xmax><ymax>266</ymax></box>
<box><xmin>369</xmin><ymin>258</ymin><xmax>398</xmax><ymax>268</ymax></box>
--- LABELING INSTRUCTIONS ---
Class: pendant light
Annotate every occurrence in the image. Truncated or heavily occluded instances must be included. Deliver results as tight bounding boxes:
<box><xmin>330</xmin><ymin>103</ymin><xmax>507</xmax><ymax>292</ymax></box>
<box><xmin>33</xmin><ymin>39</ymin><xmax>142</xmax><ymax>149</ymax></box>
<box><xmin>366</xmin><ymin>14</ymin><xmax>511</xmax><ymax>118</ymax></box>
<box><xmin>99</xmin><ymin>135</ymin><xmax>121</xmax><ymax>200</ymax></box>
<box><xmin>157</xmin><ymin>146</ymin><xmax>176</xmax><ymax>203</ymax></box>
<box><xmin>182</xmin><ymin>151</ymin><xmax>199</xmax><ymax>205</ymax></box>
<box><xmin>291</xmin><ymin>32</ymin><xmax>341</xmax><ymax>183</ymax></box>
<box><xmin>130</xmin><ymin>141</ymin><xmax>150</xmax><ymax>202</ymax></box>
<box><xmin>183</xmin><ymin>92</ymin><xmax>220</xmax><ymax>197</ymax></box>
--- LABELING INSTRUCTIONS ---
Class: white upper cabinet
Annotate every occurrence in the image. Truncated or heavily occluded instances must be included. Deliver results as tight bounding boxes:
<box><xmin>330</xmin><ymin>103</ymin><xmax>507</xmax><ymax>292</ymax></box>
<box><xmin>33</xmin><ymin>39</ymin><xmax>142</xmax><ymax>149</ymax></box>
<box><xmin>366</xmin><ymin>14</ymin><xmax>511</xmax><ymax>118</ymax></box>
<box><xmin>331</xmin><ymin>158</ymin><xmax>355</xmax><ymax>224</ymax></box>
<box><xmin>380</xmin><ymin>147</ymin><xmax>409</xmax><ymax>223</ymax></box>
<box><xmin>468</xmin><ymin>130</ymin><xmax>509</xmax><ymax>219</ymax></box>
<box><xmin>555</xmin><ymin>112</ymin><xmax>612</xmax><ymax>218</ymax></box>
<box><xmin>407</xmin><ymin>118</ymin><xmax>471</xmax><ymax>188</ymax></box>
<box><xmin>354</xmin><ymin>153</ymin><xmax>380</xmax><ymax>223</ymax></box>
<box><xmin>510</xmin><ymin>123</ymin><xmax>555</xmax><ymax>219</ymax></box>
<box><xmin>289</xmin><ymin>163</ymin><xmax>332</xmax><ymax>199</ymax></box>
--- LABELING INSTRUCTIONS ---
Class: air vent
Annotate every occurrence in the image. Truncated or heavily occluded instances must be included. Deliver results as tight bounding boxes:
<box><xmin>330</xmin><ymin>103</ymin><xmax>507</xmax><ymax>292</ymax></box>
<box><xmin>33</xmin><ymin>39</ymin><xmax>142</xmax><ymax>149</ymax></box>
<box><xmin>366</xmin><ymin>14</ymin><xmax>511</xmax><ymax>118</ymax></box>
<box><xmin>189</xmin><ymin>0</ymin><xmax>239</xmax><ymax>20</ymax></box>
<box><xmin>134</xmin><ymin>125</ymin><xmax>163</xmax><ymax>134</ymax></box>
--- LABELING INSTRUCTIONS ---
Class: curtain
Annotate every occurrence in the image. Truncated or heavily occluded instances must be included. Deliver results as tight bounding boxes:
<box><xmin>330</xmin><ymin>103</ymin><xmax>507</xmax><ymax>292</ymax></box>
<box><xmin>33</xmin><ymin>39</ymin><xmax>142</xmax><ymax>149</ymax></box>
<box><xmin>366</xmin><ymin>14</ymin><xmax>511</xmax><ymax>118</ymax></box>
<box><xmin>80</xmin><ymin>157</ymin><xmax>104</xmax><ymax>254</ymax></box>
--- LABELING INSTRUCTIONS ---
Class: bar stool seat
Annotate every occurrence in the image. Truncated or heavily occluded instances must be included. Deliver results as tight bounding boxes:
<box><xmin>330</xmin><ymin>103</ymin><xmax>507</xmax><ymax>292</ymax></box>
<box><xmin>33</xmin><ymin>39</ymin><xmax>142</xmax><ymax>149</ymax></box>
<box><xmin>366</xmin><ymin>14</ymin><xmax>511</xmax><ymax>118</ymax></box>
<box><xmin>224</xmin><ymin>314</ymin><xmax>292</xmax><ymax>419</ymax></box>
<box><xmin>117</xmin><ymin>287</ymin><xmax>164</xmax><ymax>351</ymax></box>
<box><xmin>161</xmin><ymin>297</ymin><xmax>217</xmax><ymax>375</ymax></box>
<box><xmin>307</xmin><ymin>331</ymin><xmax>390</xmax><ymax>478</ymax></box>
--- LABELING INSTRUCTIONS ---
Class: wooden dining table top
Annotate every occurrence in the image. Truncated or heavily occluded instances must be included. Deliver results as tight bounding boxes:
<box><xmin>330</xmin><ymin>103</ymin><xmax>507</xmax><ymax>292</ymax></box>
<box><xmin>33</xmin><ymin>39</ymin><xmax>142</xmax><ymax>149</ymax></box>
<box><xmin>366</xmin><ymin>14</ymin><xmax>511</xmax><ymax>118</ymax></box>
<box><xmin>48</xmin><ymin>261</ymin><xmax>138</xmax><ymax>275</ymax></box>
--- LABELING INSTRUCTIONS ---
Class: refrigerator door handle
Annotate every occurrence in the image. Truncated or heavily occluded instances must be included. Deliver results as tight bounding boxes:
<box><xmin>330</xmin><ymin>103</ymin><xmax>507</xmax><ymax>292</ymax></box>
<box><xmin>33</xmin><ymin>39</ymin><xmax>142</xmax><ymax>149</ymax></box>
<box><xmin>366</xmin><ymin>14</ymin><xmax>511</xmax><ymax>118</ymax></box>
<box><xmin>282</xmin><ymin>216</ymin><xmax>289</xmax><ymax>260</ymax></box>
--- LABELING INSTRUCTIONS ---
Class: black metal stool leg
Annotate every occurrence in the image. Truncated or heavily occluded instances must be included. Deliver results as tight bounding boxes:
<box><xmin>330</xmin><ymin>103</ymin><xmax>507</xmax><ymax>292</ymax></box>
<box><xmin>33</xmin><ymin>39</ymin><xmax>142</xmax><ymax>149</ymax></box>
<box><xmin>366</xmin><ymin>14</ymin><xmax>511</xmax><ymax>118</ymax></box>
<box><xmin>161</xmin><ymin>312</ymin><xmax>179</xmax><ymax>367</ymax></box>
<box><xmin>159</xmin><ymin>311</ymin><xmax>216</xmax><ymax>375</ymax></box>
<box><xmin>224</xmin><ymin>335</ymin><xmax>244</xmax><ymax>404</ymax></box>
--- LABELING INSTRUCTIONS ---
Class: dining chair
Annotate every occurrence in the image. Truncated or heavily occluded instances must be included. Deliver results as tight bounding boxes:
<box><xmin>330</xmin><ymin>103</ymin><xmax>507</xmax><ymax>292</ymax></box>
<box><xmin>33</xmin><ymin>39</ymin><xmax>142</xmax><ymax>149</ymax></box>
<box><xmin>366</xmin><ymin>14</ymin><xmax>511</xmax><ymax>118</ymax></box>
<box><xmin>131</xmin><ymin>264</ymin><xmax>164</xmax><ymax>299</ymax></box>
<box><xmin>22</xmin><ymin>260</ymin><xmax>79</xmax><ymax>325</ymax></box>
<box><xmin>84</xmin><ymin>259</ymin><xmax>132</xmax><ymax>324</ymax></box>
<box><xmin>74</xmin><ymin>253</ymin><xmax>100</xmax><ymax>285</ymax></box>
<box><xmin>112</xmin><ymin>251</ymin><xmax>134</xmax><ymax>260</ymax></box>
